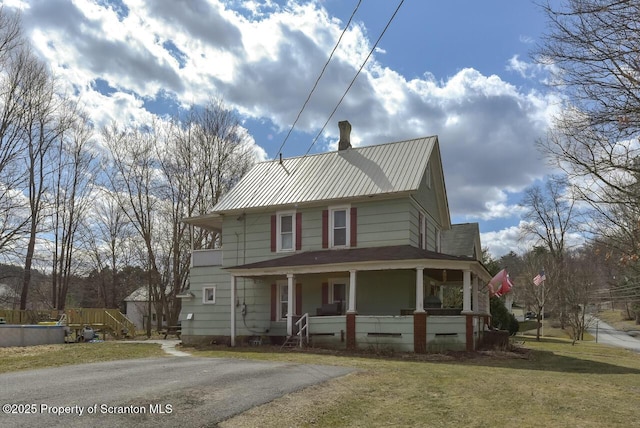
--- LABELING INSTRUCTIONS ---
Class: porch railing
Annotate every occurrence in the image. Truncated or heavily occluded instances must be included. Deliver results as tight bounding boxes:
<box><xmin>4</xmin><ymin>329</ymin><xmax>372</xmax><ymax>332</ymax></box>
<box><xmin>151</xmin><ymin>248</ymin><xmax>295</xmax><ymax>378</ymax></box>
<box><xmin>295</xmin><ymin>313</ymin><xmax>309</xmax><ymax>348</ymax></box>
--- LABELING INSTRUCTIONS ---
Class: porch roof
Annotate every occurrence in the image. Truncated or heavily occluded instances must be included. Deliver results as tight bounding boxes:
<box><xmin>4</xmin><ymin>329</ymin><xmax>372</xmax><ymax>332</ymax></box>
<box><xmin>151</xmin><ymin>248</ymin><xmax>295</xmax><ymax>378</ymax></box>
<box><xmin>226</xmin><ymin>245</ymin><xmax>491</xmax><ymax>280</ymax></box>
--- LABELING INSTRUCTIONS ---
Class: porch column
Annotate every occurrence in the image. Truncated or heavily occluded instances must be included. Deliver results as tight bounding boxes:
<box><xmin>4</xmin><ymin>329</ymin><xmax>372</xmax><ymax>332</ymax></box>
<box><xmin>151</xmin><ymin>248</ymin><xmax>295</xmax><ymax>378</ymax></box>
<box><xmin>414</xmin><ymin>267</ymin><xmax>427</xmax><ymax>353</ymax></box>
<box><xmin>230</xmin><ymin>275</ymin><xmax>236</xmax><ymax>347</ymax></box>
<box><xmin>346</xmin><ymin>270</ymin><xmax>357</xmax><ymax>350</ymax></box>
<box><xmin>415</xmin><ymin>268</ymin><xmax>425</xmax><ymax>312</ymax></box>
<box><xmin>472</xmin><ymin>274</ymin><xmax>479</xmax><ymax>312</ymax></box>
<box><xmin>348</xmin><ymin>270</ymin><xmax>357</xmax><ymax>313</ymax></box>
<box><xmin>462</xmin><ymin>270</ymin><xmax>473</xmax><ymax>351</ymax></box>
<box><xmin>462</xmin><ymin>270</ymin><xmax>472</xmax><ymax>313</ymax></box>
<box><xmin>287</xmin><ymin>273</ymin><xmax>295</xmax><ymax>336</ymax></box>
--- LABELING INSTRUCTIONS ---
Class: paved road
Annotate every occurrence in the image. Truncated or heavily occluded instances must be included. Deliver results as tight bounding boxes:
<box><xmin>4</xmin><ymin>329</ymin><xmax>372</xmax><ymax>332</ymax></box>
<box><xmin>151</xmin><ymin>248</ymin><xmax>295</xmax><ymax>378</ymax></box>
<box><xmin>0</xmin><ymin>356</ymin><xmax>353</xmax><ymax>427</ymax></box>
<box><xmin>587</xmin><ymin>317</ymin><xmax>640</xmax><ymax>353</ymax></box>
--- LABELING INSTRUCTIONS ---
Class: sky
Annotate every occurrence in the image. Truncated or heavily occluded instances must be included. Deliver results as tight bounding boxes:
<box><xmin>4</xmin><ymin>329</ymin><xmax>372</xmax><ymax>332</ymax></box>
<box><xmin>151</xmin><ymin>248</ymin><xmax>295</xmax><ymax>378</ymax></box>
<box><xmin>4</xmin><ymin>0</ymin><xmax>566</xmax><ymax>258</ymax></box>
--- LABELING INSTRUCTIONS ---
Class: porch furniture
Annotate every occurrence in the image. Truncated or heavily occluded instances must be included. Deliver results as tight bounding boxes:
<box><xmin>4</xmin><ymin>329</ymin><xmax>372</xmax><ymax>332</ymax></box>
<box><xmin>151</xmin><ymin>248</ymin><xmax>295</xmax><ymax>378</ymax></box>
<box><xmin>316</xmin><ymin>302</ymin><xmax>342</xmax><ymax>316</ymax></box>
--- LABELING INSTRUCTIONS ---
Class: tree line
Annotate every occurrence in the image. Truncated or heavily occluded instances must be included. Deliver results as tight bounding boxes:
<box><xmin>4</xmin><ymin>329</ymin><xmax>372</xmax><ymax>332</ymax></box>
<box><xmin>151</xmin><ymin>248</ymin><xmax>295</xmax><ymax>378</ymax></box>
<box><xmin>0</xmin><ymin>8</ymin><xmax>254</xmax><ymax>333</ymax></box>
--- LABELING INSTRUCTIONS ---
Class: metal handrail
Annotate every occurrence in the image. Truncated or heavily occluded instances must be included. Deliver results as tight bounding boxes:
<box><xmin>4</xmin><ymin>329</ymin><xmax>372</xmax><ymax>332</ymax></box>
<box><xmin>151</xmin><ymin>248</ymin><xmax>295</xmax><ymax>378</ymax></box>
<box><xmin>295</xmin><ymin>313</ymin><xmax>309</xmax><ymax>348</ymax></box>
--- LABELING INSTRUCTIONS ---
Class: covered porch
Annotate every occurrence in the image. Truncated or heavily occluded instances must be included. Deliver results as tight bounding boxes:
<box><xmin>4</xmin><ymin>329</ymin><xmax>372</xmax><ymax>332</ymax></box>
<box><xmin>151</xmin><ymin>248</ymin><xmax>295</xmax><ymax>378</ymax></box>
<box><xmin>227</xmin><ymin>245</ymin><xmax>492</xmax><ymax>353</ymax></box>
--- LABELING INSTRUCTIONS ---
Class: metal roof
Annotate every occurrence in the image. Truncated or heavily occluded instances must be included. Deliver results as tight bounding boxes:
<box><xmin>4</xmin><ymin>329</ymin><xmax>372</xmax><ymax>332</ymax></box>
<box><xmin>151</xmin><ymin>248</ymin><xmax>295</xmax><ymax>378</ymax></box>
<box><xmin>212</xmin><ymin>136</ymin><xmax>438</xmax><ymax>213</ymax></box>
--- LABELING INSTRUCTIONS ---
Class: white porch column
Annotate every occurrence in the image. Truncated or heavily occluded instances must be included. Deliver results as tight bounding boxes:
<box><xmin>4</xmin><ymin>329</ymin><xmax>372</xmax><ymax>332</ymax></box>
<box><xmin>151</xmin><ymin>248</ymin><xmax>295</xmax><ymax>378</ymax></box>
<box><xmin>287</xmin><ymin>274</ymin><xmax>295</xmax><ymax>336</ymax></box>
<box><xmin>472</xmin><ymin>274</ymin><xmax>479</xmax><ymax>312</ymax></box>
<box><xmin>348</xmin><ymin>270</ymin><xmax>357</xmax><ymax>313</ymax></box>
<box><xmin>230</xmin><ymin>275</ymin><xmax>236</xmax><ymax>347</ymax></box>
<box><xmin>415</xmin><ymin>268</ymin><xmax>425</xmax><ymax>312</ymax></box>
<box><xmin>462</xmin><ymin>270</ymin><xmax>472</xmax><ymax>313</ymax></box>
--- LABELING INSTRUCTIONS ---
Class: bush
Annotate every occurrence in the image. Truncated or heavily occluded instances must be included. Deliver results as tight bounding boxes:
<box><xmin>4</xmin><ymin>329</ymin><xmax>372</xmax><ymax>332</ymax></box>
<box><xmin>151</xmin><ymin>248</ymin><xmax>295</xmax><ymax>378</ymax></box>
<box><xmin>490</xmin><ymin>296</ymin><xmax>519</xmax><ymax>336</ymax></box>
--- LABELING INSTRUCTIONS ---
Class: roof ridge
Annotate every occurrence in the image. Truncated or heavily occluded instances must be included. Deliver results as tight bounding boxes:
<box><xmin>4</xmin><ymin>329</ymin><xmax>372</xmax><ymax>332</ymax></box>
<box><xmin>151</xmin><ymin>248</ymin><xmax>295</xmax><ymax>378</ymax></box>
<box><xmin>256</xmin><ymin>135</ymin><xmax>439</xmax><ymax>164</ymax></box>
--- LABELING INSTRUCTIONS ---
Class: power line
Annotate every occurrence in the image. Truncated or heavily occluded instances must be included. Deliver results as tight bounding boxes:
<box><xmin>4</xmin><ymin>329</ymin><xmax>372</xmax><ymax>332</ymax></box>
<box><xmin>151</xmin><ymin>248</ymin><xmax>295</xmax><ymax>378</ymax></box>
<box><xmin>296</xmin><ymin>0</ymin><xmax>405</xmax><ymax>164</ymax></box>
<box><xmin>274</xmin><ymin>0</ymin><xmax>362</xmax><ymax>159</ymax></box>
<box><xmin>239</xmin><ymin>0</ymin><xmax>365</xmax><ymax>230</ymax></box>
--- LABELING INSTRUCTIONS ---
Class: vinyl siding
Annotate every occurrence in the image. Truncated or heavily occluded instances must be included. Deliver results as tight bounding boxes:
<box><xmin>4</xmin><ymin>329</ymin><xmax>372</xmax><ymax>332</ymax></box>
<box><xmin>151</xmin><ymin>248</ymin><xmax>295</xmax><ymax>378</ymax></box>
<box><xmin>356</xmin><ymin>199</ymin><xmax>411</xmax><ymax>247</ymax></box>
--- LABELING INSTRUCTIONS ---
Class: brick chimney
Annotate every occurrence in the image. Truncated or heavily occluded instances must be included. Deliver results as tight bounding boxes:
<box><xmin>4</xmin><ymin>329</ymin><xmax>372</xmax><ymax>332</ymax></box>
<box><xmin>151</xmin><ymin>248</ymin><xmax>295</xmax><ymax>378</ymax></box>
<box><xmin>338</xmin><ymin>120</ymin><xmax>352</xmax><ymax>151</ymax></box>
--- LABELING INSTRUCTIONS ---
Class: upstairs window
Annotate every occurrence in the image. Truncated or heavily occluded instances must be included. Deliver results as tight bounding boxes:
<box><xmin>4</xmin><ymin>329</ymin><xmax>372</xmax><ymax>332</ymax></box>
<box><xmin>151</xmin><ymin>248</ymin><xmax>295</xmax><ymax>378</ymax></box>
<box><xmin>418</xmin><ymin>211</ymin><xmax>427</xmax><ymax>249</ymax></box>
<box><xmin>277</xmin><ymin>211</ymin><xmax>295</xmax><ymax>252</ymax></box>
<box><xmin>330</xmin><ymin>206</ymin><xmax>350</xmax><ymax>248</ymax></box>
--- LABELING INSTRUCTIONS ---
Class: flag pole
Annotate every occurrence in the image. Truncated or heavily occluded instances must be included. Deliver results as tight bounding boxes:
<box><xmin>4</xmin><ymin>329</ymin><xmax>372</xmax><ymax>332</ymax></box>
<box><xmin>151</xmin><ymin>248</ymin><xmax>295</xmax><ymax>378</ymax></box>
<box><xmin>541</xmin><ymin>279</ymin><xmax>545</xmax><ymax>337</ymax></box>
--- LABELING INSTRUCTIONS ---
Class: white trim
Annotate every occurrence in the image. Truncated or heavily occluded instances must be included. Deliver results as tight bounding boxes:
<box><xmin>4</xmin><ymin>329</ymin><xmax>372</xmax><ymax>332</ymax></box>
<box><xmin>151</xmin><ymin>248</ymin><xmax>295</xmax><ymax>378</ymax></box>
<box><xmin>229</xmin><ymin>258</ymin><xmax>491</xmax><ymax>282</ymax></box>
<box><xmin>276</xmin><ymin>210</ymin><xmax>296</xmax><ymax>252</ymax></box>
<box><xmin>202</xmin><ymin>286</ymin><xmax>216</xmax><ymax>304</ymax></box>
<box><xmin>329</xmin><ymin>205</ymin><xmax>350</xmax><ymax>248</ymax></box>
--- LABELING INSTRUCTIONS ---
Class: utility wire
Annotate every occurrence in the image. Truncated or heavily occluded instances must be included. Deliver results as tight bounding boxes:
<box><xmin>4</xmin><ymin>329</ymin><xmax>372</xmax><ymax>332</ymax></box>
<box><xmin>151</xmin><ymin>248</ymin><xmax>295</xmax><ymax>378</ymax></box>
<box><xmin>240</xmin><ymin>0</ymin><xmax>364</xmax><ymax>230</ymax></box>
<box><xmin>273</xmin><ymin>0</ymin><xmax>362</xmax><ymax>160</ymax></box>
<box><xmin>295</xmin><ymin>0</ymin><xmax>405</xmax><ymax>165</ymax></box>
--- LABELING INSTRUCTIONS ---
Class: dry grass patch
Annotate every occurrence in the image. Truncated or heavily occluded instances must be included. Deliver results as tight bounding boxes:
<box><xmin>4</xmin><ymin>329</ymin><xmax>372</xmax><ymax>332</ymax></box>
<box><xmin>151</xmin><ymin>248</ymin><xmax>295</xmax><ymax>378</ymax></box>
<box><xmin>186</xmin><ymin>340</ymin><xmax>640</xmax><ymax>428</ymax></box>
<box><xmin>597</xmin><ymin>310</ymin><xmax>640</xmax><ymax>332</ymax></box>
<box><xmin>0</xmin><ymin>342</ymin><xmax>165</xmax><ymax>373</ymax></box>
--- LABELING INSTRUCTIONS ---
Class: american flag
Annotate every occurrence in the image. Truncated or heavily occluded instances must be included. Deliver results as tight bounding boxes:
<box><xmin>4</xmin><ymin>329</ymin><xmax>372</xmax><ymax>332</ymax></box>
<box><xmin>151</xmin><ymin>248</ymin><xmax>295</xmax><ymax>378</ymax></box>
<box><xmin>533</xmin><ymin>270</ymin><xmax>546</xmax><ymax>286</ymax></box>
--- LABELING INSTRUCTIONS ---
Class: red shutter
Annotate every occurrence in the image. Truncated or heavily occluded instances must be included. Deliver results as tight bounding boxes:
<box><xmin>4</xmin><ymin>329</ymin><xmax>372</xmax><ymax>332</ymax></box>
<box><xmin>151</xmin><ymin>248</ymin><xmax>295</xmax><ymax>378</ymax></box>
<box><xmin>322</xmin><ymin>210</ymin><xmax>329</xmax><ymax>248</ymax></box>
<box><xmin>270</xmin><ymin>215</ymin><xmax>277</xmax><ymax>252</ymax></box>
<box><xmin>296</xmin><ymin>212</ymin><xmax>302</xmax><ymax>250</ymax></box>
<box><xmin>296</xmin><ymin>283</ymin><xmax>302</xmax><ymax>315</ymax></box>
<box><xmin>350</xmin><ymin>207</ymin><xmax>357</xmax><ymax>247</ymax></box>
<box><xmin>270</xmin><ymin>283</ymin><xmax>277</xmax><ymax>321</ymax></box>
<box><xmin>322</xmin><ymin>282</ymin><xmax>329</xmax><ymax>305</ymax></box>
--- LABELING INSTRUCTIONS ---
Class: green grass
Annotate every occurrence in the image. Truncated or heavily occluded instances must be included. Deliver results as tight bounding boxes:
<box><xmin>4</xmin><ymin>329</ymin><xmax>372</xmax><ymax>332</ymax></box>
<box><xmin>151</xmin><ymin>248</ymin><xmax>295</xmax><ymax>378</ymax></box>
<box><xmin>1</xmin><ymin>338</ymin><xmax>639</xmax><ymax>427</ymax></box>
<box><xmin>0</xmin><ymin>342</ymin><xmax>165</xmax><ymax>373</ymax></box>
<box><xmin>184</xmin><ymin>340</ymin><xmax>640</xmax><ymax>428</ymax></box>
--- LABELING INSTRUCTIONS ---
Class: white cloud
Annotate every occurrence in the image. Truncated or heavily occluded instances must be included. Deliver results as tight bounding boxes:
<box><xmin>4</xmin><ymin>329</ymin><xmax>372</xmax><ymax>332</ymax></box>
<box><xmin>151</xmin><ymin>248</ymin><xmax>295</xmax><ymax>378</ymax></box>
<box><xmin>481</xmin><ymin>221</ymin><xmax>535</xmax><ymax>258</ymax></box>
<box><xmin>9</xmin><ymin>0</ymin><xmax>560</xmax><ymax>229</ymax></box>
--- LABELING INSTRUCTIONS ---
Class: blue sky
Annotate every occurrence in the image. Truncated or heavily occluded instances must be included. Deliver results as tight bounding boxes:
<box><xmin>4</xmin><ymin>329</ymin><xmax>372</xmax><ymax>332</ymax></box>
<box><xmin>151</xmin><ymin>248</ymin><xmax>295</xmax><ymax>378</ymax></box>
<box><xmin>6</xmin><ymin>0</ymin><xmax>564</xmax><ymax>257</ymax></box>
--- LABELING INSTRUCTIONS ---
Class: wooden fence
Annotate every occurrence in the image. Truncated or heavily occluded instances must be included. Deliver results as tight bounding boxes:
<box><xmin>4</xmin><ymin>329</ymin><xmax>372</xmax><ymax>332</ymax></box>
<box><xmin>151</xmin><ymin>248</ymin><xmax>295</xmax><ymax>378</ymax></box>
<box><xmin>0</xmin><ymin>308</ymin><xmax>137</xmax><ymax>338</ymax></box>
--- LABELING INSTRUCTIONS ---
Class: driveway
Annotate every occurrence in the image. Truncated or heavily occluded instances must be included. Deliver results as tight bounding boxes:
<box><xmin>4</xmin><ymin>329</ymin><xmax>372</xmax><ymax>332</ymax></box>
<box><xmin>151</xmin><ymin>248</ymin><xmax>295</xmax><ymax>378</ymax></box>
<box><xmin>587</xmin><ymin>317</ymin><xmax>640</xmax><ymax>353</ymax></box>
<box><xmin>0</xmin><ymin>356</ymin><xmax>353</xmax><ymax>427</ymax></box>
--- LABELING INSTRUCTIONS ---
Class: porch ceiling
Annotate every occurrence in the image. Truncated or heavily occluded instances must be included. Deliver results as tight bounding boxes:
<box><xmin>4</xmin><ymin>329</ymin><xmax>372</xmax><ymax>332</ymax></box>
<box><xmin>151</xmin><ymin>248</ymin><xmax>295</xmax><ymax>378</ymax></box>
<box><xmin>225</xmin><ymin>245</ymin><xmax>490</xmax><ymax>280</ymax></box>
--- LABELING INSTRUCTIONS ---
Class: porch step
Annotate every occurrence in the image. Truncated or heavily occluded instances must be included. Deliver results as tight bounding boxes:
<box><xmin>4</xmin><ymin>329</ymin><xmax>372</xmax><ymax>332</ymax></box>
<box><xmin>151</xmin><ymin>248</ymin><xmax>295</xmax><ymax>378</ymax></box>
<box><xmin>280</xmin><ymin>335</ymin><xmax>308</xmax><ymax>350</ymax></box>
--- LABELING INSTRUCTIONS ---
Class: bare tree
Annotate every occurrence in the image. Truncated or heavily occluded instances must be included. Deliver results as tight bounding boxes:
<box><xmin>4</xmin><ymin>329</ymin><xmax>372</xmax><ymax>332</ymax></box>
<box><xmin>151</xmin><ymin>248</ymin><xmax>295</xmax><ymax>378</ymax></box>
<box><xmin>18</xmin><ymin>46</ymin><xmax>72</xmax><ymax>310</ymax></box>
<box><xmin>155</xmin><ymin>99</ymin><xmax>254</xmax><ymax>325</ymax></box>
<box><xmin>50</xmin><ymin>109</ymin><xmax>97</xmax><ymax>309</ymax></box>
<box><xmin>520</xmin><ymin>176</ymin><xmax>582</xmax><ymax>329</ymax></box>
<box><xmin>86</xmin><ymin>194</ymin><xmax>135</xmax><ymax>308</ymax></box>
<box><xmin>535</xmin><ymin>0</ymin><xmax>640</xmax><ymax>284</ymax></box>
<box><xmin>0</xmin><ymin>9</ymin><xmax>28</xmax><ymax>258</ymax></box>
<box><xmin>103</xmin><ymin>122</ymin><xmax>165</xmax><ymax>336</ymax></box>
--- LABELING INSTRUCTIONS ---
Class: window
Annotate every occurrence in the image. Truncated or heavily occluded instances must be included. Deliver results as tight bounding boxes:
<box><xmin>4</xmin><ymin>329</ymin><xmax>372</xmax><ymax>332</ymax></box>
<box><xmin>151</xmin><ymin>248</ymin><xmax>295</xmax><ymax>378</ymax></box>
<box><xmin>151</xmin><ymin>313</ymin><xmax>167</xmax><ymax>322</ymax></box>
<box><xmin>277</xmin><ymin>211</ymin><xmax>295</xmax><ymax>252</ymax></box>
<box><xmin>278</xmin><ymin>282</ymin><xmax>288</xmax><ymax>321</ymax></box>
<box><xmin>435</xmin><ymin>228</ymin><xmax>441</xmax><ymax>252</ymax></box>
<box><xmin>331</xmin><ymin>279</ymin><xmax>347</xmax><ymax>314</ymax></box>
<box><xmin>330</xmin><ymin>206</ymin><xmax>350</xmax><ymax>248</ymax></box>
<box><xmin>425</xmin><ymin>161</ymin><xmax>432</xmax><ymax>189</ymax></box>
<box><xmin>418</xmin><ymin>210</ymin><xmax>427</xmax><ymax>249</ymax></box>
<box><xmin>203</xmin><ymin>286</ymin><xmax>216</xmax><ymax>304</ymax></box>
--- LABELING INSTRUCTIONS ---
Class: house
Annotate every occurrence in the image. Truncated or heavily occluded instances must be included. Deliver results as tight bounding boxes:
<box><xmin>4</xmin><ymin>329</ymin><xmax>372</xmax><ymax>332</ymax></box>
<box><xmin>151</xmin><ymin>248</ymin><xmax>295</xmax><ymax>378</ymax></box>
<box><xmin>123</xmin><ymin>286</ymin><xmax>167</xmax><ymax>332</ymax></box>
<box><xmin>180</xmin><ymin>121</ymin><xmax>492</xmax><ymax>352</ymax></box>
